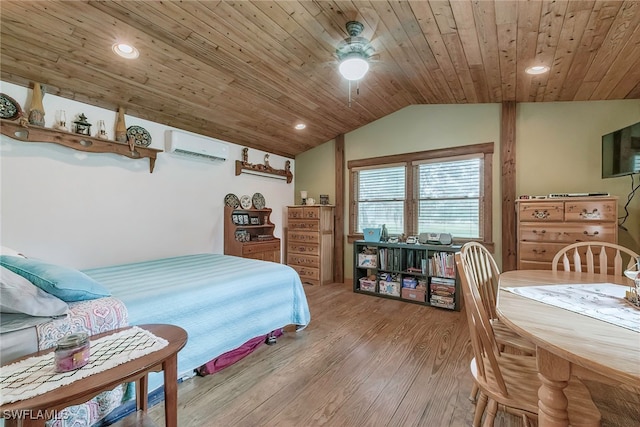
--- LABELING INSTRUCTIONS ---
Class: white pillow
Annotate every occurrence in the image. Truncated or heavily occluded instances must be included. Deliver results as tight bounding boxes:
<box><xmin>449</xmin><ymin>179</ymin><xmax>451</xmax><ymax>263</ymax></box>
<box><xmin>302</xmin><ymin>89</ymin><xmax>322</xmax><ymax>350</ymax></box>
<box><xmin>0</xmin><ymin>266</ymin><xmax>68</xmax><ymax>316</ymax></box>
<box><xmin>1</xmin><ymin>246</ymin><xmax>26</xmax><ymax>258</ymax></box>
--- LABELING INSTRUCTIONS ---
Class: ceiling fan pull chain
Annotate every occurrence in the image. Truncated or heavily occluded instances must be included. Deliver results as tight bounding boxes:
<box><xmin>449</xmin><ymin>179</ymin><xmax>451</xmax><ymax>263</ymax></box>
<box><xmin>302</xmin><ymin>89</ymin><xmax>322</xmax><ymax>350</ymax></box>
<box><xmin>348</xmin><ymin>80</ymin><xmax>352</xmax><ymax>108</ymax></box>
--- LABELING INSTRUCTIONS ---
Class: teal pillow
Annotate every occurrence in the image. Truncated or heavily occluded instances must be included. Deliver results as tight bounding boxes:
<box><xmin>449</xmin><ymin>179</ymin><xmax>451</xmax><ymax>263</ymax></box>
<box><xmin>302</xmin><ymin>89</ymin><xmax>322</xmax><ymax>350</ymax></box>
<box><xmin>0</xmin><ymin>256</ymin><xmax>111</xmax><ymax>302</ymax></box>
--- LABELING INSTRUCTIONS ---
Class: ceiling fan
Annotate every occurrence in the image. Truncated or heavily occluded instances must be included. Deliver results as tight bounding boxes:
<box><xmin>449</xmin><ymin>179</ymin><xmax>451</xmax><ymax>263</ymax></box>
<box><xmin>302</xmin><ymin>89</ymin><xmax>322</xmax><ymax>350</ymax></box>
<box><xmin>335</xmin><ymin>20</ymin><xmax>376</xmax><ymax>81</ymax></box>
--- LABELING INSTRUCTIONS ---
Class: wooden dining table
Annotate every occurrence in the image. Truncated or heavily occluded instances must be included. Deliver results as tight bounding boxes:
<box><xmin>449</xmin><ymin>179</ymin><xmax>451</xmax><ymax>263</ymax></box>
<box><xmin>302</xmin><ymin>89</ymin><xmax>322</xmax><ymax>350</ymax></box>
<box><xmin>496</xmin><ymin>269</ymin><xmax>640</xmax><ymax>427</ymax></box>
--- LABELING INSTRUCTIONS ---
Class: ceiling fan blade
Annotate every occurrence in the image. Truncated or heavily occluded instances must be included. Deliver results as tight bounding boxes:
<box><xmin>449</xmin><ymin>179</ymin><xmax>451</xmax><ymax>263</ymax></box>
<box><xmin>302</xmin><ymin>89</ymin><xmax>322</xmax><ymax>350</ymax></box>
<box><xmin>354</xmin><ymin>7</ymin><xmax>379</xmax><ymax>41</ymax></box>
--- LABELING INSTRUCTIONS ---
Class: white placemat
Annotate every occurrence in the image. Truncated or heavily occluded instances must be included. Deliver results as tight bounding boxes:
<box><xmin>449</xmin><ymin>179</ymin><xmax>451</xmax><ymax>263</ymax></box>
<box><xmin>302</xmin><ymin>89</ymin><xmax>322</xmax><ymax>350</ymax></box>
<box><xmin>0</xmin><ymin>326</ymin><xmax>168</xmax><ymax>405</ymax></box>
<box><xmin>502</xmin><ymin>283</ymin><xmax>640</xmax><ymax>333</ymax></box>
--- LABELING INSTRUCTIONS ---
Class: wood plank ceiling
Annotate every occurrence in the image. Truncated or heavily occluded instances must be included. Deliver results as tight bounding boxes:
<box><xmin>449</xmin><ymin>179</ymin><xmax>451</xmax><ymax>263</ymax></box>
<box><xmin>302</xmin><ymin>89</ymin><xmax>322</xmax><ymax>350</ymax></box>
<box><xmin>1</xmin><ymin>1</ymin><xmax>639</xmax><ymax>158</ymax></box>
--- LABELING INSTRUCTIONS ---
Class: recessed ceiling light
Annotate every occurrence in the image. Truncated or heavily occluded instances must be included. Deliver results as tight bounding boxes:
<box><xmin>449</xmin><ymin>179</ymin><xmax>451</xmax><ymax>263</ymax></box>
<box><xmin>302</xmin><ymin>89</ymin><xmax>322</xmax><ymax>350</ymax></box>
<box><xmin>112</xmin><ymin>43</ymin><xmax>139</xmax><ymax>59</ymax></box>
<box><xmin>525</xmin><ymin>65</ymin><xmax>550</xmax><ymax>75</ymax></box>
<box><xmin>294</xmin><ymin>123</ymin><xmax>306</xmax><ymax>130</ymax></box>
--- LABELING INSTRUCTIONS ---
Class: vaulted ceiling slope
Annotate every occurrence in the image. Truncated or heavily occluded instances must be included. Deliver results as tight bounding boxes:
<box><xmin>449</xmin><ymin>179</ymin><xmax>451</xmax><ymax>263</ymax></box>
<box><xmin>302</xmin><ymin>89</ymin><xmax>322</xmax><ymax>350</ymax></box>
<box><xmin>1</xmin><ymin>1</ymin><xmax>639</xmax><ymax>158</ymax></box>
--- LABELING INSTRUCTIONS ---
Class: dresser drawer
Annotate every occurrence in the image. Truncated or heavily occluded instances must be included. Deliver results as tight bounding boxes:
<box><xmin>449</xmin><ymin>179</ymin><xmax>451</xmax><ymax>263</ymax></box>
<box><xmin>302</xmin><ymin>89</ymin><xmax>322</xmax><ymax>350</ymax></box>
<box><xmin>288</xmin><ymin>207</ymin><xmax>304</xmax><ymax>219</ymax></box>
<box><xmin>242</xmin><ymin>240</ymin><xmax>280</xmax><ymax>256</ymax></box>
<box><xmin>518</xmin><ymin>242</ymin><xmax>568</xmax><ymax>262</ymax></box>
<box><xmin>288</xmin><ymin>231</ymin><xmax>319</xmax><ymax>244</ymax></box>
<box><xmin>519</xmin><ymin>223</ymin><xmax>616</xmax><ymax>243</ymax></box>
<box><xmin>519</xmin><ymin>223</ymin><xmax>568</xmax><ymax>242</ymax></box>
<box><xmin>288</xmin><ymin>207</ymin><xmax>320</xmax><ymax>219</ymax></box>
<box><xmin>287</xmin><ymin>242</ymin><xmax>319</xmax><ymax>255</ymax></box>
<box><xmin>289</xmin><ymin>219</ymin><xmax>319</xmax><ymax>231</ymax></box>
<box><xmin>291</xmin><ymin>265</ymin><xmax>320</xmax><ymax>280</ymax></box>
<box><xmin>564</xmin><ymin>200</ymin><xmax>617</xmax><ymax>222</ymax></box>
<box><xmin>287</xmin><ymin>253</ymin><xmax>319</xmax><ymax>268</ymax></box>
<box><xmin>518</xmin><ymin>202</ymin><xmax>564</xmax><ymax>221</ymax></box>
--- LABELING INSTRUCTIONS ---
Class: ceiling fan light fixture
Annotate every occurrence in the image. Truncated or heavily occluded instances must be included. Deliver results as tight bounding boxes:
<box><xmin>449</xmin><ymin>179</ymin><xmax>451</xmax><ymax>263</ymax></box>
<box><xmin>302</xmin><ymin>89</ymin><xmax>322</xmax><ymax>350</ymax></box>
<box><xmin>339</xmin><ymin>53</ymin><xmax>370</xmax><ymax>81</ymax></box>
<box><xmin>294</xmin><ymin>123</ymin><xmax>306</xmax><ymax>130</ymax></box>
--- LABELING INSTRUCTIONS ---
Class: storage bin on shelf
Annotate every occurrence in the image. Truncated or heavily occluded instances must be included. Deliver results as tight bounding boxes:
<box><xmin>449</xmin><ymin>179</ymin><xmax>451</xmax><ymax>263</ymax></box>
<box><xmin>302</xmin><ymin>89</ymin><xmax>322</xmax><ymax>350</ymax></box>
<box><xmin>358</xmin><ymin>277</ymin><xmax>377</xmax><ymax>292</ymax></box>
<box><xmin>401</xmin><ymin>287</ymin><xmax>426</xmax><ymax>302</ymax></box>
<box><xmin>357</xmin><ymin>253</ymin><xmax>377</xmax><ymax>268</ymax></box>
<box><xmin>378</xmin><ymin>273</ymin><xmax>400</xmax><ymax>297</ymax></box>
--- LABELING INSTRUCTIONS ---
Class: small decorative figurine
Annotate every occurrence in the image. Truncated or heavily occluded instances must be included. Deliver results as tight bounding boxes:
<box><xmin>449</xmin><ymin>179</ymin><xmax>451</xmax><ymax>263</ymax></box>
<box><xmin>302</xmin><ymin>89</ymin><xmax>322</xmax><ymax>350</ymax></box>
<box><xmin>73</xmin><ymin>113</ymin><xmax>91</xmax><ymax>135</ymax></box>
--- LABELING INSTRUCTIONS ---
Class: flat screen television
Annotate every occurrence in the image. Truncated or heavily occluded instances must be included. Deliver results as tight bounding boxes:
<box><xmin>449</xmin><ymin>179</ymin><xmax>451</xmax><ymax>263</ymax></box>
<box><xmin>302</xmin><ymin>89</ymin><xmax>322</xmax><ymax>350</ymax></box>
<box><xmin>602</xmin><ymin>121</ymin><xmax>640</xmax><ymax>178</ymax></box>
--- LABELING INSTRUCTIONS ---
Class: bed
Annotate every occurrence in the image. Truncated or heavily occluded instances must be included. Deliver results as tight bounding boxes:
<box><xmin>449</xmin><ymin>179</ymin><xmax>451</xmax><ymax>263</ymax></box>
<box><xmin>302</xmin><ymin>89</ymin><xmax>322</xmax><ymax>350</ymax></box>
<box><xmin>1</xmin><ymin>253</ymin><xmax>311</xmax><ymax>426</ymax></box>
<box><xmin>82</xmin><ymin>253</ymin><xmax>311</xmax><ymax>392</ymax></box>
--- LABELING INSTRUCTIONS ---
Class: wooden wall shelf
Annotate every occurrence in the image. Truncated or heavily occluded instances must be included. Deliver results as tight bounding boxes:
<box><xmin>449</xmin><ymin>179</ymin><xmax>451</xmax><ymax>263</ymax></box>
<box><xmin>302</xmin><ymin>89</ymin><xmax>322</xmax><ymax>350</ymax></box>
<box><xmin>234</xmin><ymin>148</ymin><xmax>293</xmax><ymax>183</ymax></box>
<box><xmin>0</xmin><ymin>119</ymin><xmax>163</xmax><ymax>173</ymax></box>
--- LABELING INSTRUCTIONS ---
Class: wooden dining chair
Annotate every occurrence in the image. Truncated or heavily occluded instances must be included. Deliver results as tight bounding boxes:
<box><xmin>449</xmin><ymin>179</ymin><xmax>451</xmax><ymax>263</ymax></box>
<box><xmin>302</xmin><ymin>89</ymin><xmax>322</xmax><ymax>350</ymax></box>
<box><xmin>458</xmin><ymin>242</ymin><xmax>535</xmax><ymax>403</ymax></box>
<box><xmin>551</xmin><ymin>242</ymin><xmax>639</xmax><ymax>276</ymax></box>
<box><xmin>455</xmin><ymin>252</ymin><xmax>602</xmax><ymax>427</ymax></box>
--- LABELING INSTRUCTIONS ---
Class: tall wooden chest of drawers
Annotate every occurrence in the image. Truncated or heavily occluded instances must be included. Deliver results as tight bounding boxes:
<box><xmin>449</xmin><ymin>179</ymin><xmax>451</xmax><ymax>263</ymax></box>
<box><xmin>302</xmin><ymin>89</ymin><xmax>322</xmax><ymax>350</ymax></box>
<box><xmin>516</xmin><ymin>196</ymin><xmax>618</xmax><ymax>270</ymax></box>
<box><xmin>287</xmin><ymin>205</ymin><xmax>334</xmax><ymax>285</ymax></box>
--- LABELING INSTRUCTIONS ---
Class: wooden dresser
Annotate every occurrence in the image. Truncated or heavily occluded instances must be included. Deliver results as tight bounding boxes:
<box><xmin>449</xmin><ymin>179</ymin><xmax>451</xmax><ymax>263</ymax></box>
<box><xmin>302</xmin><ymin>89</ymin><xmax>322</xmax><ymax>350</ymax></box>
<box><xmin>286</xmin><ymin>205</ymin><xmax>334</xmax><ymax>285</ymax></box>
<box><xmin>516</xmin><ymin>196</ymin><xmax>618</xmax><ymax>270</ymax></box>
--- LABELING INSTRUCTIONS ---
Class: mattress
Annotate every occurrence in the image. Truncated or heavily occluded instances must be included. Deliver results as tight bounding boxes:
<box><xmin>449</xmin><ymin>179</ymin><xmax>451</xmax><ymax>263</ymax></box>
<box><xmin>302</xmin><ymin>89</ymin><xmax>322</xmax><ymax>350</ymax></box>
<box><xmin>83</xmin><ymin>253</ymin><xmax>311</xmax><ymax>391</ymax></box>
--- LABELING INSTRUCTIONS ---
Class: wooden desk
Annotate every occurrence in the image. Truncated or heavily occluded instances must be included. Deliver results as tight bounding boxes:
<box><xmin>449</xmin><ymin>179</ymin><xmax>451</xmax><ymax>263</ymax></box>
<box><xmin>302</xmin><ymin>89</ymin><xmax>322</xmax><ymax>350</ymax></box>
<box><xmin>497</xmin><ymin>270</ymin><xmax>640</xmax><ymax>427</ymax></box>
<box><xmin>1</xmin><ymin>324</ymin><xmax>187</xmax><ymax>427</ymax></box>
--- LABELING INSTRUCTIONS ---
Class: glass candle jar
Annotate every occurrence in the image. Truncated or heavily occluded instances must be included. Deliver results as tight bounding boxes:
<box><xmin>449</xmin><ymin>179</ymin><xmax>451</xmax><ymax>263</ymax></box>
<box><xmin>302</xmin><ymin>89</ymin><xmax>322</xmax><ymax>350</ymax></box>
<box><xmin>55</xmin><ymin>332</ymin><xmax>90</xmax><ymax>372</ymax></box>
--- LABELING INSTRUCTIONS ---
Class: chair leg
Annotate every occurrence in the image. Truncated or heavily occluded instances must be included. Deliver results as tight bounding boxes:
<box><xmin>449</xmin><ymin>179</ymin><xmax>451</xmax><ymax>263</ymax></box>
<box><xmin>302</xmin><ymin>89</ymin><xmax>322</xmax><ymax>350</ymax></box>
<box><xmin>482</xmin><ymin>398</ymin><xmax>498</xmax><ymax>427</ymax></box>
<box><xmin>473</xmin><ymin>392</ymin><xmax>488</xmax><ymax>427</ymax></box>
<box><xmin>469</xmin><ymin>383</ymin><xmax>479</xmax><ymax>403</ymax></box>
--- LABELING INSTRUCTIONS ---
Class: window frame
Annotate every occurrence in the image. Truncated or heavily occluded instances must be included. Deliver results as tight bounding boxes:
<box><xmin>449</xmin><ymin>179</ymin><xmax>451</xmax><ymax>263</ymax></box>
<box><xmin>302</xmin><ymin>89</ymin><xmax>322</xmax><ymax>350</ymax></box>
<box><xmin>347</xmin><ymin>142</ymin><xmax>494</xmax><ymax>248</ymax></box>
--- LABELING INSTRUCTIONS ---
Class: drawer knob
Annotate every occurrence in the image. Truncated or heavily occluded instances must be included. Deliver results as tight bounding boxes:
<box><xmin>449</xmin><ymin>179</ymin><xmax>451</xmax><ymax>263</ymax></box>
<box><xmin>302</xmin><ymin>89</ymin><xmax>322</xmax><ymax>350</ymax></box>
<box><xmin>532</xmin><ymin>210</ymin><xmax>549</xmax><ymax>219</ymax></box>
<box><xmin>532</xmin><ymin>229</ymin><xmax>546</xmax><ymax>234</ymax></box>
<box><xmin>580</xmin><ymin>208</ymin><xmax>600</xmax><ymax>219</ymax></box>
<box><xmin>532</xmin><ymin>249</ymin><xmax>546</xmax><ymax>255</ymax></box>
<box><xmin>583</xmin><ymin>230</ymin><xmax>600</xmax><ymax>237</ymax></box>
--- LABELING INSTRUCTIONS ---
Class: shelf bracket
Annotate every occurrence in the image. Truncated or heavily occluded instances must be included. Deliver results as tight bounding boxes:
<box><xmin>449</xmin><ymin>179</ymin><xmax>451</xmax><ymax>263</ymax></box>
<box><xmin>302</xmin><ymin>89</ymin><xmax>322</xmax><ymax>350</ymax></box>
<box><xmin>235</xmin><ymin>148</ymin><xmax>293</xmax><ymax>183</ymax></box>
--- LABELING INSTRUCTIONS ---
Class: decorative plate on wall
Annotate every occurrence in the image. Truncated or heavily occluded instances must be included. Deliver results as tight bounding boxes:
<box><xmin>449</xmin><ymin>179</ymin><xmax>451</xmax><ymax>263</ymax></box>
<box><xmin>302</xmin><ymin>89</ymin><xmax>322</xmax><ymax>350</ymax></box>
<box><xmin>126</xmin><ymin>125</ymin><xmax>152</xmax><ymax>147</ymax></box>
<box><xmin>224</xmin><ymin>193</ymin><xmax>240</xmax><ymax>208</ymax></box>
<box><xmin>0</xmin><ymin>93</ymin><xmax>23</xmax><ymax>120</ymax></box>
<box><xmin>252</xmin><ymin>193</ymin><xmax>266</xmax><ymax>209</ymax></box>
<box><xmin>240</xmin><ymin>195</ymin><xmax>252</xmax><ymax>209</ymax></box>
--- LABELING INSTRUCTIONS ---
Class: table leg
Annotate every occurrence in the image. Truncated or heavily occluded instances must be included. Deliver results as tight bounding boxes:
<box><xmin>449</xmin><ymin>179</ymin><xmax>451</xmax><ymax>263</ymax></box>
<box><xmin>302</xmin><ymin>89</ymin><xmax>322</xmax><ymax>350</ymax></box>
<box><xmin>163</xmin><ymin>354</ymin><xmax>178</xmax><ymax>427</ymax></box>
<box><xmin>537</xmin><ymin>347</ymin><xmax>570</xmax><ymax>427</ymax></box>
<box><xmin>137</xmin><ymin>374</ymin><xmax>149</xmax><ymax>412</ymax></box>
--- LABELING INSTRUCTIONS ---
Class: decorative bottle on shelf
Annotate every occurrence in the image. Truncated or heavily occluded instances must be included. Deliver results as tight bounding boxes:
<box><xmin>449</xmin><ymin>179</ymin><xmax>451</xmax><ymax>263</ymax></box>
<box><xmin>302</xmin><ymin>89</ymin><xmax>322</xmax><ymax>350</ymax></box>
<box><xmin>28</xmin><ymin>82</ymin><xmax>45</xmax><ymax>126</ymax></box>
<box><xmin>381</xmin><ymin>224</ymin><xmax>389</xmax><ymax>242</ymax></box>
<box><xmin>115</xmin><ymin>107</ymin><xmax>127</xmax><ymax>143</ymax></box>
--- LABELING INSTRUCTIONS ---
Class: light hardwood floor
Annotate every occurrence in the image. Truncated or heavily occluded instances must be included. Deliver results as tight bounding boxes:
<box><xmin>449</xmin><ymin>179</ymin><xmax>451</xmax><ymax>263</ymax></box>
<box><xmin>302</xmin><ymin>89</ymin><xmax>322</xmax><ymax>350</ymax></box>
<box><xmin>148</xmin><ymin>283</ymin><xmax>640</xmax><ymax>427</ymax></box>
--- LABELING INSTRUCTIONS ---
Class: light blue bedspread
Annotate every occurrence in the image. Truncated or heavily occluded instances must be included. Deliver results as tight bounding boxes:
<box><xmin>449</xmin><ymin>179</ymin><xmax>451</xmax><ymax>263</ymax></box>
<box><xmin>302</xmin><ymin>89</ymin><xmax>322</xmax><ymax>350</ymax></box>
<box><xmin>82</xmin><ymin>253</ymin><xmax>310</xmax><ymax>391</ymax></box>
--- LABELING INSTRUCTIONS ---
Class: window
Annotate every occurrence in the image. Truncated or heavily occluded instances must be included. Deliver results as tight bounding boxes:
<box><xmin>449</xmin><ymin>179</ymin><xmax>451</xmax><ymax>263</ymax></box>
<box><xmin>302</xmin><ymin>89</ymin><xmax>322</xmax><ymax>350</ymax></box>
<box><xmin>348</xmin><ymin>143</ymin><xmax>493</xmax><ymax>245</ymax></box>
<box><xmin>416</xmin><ymin>156</ymin><xmax>482</xmax><ymax>238</ymax></box>
<box><xmin>355</xmin><ymin>166</ymin><xmax>405</xmax><ymax>235</ymax></box>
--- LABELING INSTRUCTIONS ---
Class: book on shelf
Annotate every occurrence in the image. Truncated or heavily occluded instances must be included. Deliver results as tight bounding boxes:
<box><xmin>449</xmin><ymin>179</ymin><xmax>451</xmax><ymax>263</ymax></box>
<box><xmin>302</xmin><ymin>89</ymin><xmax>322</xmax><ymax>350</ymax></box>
<box><xmin>430</xmin><ymin>300</ymin><xmax>455</xmax><ymax>309</ymax></box>
<box><xmin>430</xmin><ymin>294</ymin><xmax>454</xmax><ymax>304</ymax></box>
<box><xmin>429</xmin><ymin>252</ymin><xmax>456</xmax><ymax>278</ymax></box>
<box><xmin>430</xmin><ymin>276</ymin><xmax>456</xmax><ymax>285</ymax></box>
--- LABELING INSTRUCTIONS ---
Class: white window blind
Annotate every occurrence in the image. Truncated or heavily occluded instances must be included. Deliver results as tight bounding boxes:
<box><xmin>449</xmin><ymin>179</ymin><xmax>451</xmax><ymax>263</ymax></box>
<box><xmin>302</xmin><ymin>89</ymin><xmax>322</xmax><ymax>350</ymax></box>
<box><xmin>416</xmin><ymin>157</ymin><xmax>481</xmax><ymax>238</ymax></box>
<box><xmin>356</xmin><ymin>166</ymin><xmax>405</xmax><ymax>234</ymax></box>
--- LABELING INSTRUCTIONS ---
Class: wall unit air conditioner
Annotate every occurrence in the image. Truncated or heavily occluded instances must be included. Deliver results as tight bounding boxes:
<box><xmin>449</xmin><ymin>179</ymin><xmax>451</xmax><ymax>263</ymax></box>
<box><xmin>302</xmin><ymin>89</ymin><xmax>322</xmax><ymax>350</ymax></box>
<box><xmin>165</xmin><ymin>130</ymin><xmax>229</xmax><ymax>162</ymax></box>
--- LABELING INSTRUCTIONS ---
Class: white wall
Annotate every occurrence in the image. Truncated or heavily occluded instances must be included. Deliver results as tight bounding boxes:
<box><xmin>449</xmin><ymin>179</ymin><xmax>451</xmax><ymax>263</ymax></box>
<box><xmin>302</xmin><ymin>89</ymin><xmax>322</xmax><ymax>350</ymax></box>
<box><xmin>0</xmin><ymin>81</ymin><xmax>294</xmax><ymax>268</ymax></box>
